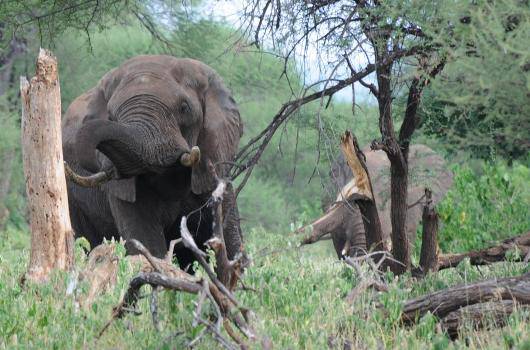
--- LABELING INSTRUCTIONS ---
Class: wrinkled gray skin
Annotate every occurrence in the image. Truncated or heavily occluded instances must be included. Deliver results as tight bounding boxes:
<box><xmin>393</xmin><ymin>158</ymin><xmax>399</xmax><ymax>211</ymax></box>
<box><xmin>310</xmin><ymin>144</ymin><xmax>453</xmax><ymax>258</ymax></box>
<box><xmin>62</xmin><ymin>55</ymin><xmax>243</xmax><ymax>268</ymax></box>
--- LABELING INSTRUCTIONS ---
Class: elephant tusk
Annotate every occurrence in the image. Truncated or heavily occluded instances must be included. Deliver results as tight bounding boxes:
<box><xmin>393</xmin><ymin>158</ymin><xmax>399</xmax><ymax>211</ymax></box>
<box><xmin>64</xmin><ymin>161</ymin><xmax>112</xmax><ymax>187</ymax></box>
<box><xmin>180</xmin><ymin>146</ymin><xmax>201</xmax><ymax>167</ymax></box>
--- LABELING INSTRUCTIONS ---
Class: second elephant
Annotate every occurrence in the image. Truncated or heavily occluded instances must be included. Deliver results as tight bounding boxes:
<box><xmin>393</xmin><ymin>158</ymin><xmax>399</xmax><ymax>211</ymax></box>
<box><xmin>301</xmin><ymin>144</ymin><xmax>453</xmax><ymax>258</ymax></box>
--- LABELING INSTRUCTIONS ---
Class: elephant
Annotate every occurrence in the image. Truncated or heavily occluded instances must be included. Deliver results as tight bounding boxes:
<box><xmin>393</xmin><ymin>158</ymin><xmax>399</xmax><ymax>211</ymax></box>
<box><xmin>300</xmin><ymin>144</ymin><xmax>453</xmax><ymax>258</ymax></box>
<box><xmin>62</xmin><ymin>55</ymin><xmax>243</xmax><ymax>269</ymax></box>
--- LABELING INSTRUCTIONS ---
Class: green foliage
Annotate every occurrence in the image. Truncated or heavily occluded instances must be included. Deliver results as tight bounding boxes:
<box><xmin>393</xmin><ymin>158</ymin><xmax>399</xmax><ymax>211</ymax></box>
<box><xmin>420</xmin><ymin>0</ymin><xmax>530</xmax><ymax>161</ymax></box>
<box><xmin>0</xmin><ymin>227</ymin><xmax>529</xmax><ymax>348</ymax></box>
<box><xmin>0</xmin><ymin>0</ymin><xmax>140</xmax><ymax>47</ymax></box>
<box><xmin>435</xmin><ymin>161</ymin><xmax>530</xmax><ymax>253</ymax></box>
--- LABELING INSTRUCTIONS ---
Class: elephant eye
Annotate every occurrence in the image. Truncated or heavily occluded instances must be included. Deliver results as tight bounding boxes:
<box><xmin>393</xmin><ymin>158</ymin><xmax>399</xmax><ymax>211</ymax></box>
<box><xmin>179</xmin><ymin>101</ymin><xmax>191</xmax><ymax>115</ymax></box>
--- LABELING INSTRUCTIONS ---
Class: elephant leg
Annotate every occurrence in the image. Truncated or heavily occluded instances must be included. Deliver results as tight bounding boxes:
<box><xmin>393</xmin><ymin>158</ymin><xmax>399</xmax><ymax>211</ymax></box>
<box><xmin>222</xmin><ymin>183</ymin><xmax>243</xmax><ymax>260</ymax></box>
<box><xmin>344</xmin><ymin>203</ymin><xmax>367</xmax><ymax>256</ymax></box>
<box><xmin>69</xmin><ymin>200</ymin><xmax>101</xmax><ymax>250</ymax></box>
<box><xmin>109</xmin><ymin>197</ymin><xmax>167</xmax><ymax>258</ymax></box>
<box><xmin>331</xmin><ymin>231</ymin><xmax>347</xmax><ymax>259</ymax></box>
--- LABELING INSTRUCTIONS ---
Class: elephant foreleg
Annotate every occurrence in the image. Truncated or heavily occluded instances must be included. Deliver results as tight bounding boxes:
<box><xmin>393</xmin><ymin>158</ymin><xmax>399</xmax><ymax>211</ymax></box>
<box><xmin>109</xmin><ymin>197</ymin><xmax>167</xmax><ymax>258</ymax></box>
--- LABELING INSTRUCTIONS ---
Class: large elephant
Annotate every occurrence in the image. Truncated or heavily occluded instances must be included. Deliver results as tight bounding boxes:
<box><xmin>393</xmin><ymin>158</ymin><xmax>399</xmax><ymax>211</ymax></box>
<box><xmin>300</xmin><ymin>144</ymin><xmax>453</xmax><ymax>258</ymax></box>
<box><xmin>62</xmin><ymin>55</ymin><xmax>243</xmax><ymax>268</ymax></box>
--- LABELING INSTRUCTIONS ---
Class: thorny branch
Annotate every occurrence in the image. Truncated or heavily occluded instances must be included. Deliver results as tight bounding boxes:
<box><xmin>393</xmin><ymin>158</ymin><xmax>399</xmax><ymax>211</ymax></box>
<box><xmin>99</xmin><ymin>238</ymin><xmax>256</xmax><ymax>348</ymax></box>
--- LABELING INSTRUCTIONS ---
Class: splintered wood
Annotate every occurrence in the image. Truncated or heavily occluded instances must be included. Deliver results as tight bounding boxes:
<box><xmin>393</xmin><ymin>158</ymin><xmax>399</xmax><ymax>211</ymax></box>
<box><xmin>339</xmin><ymin>131</ymin><xmax>373</xmax><ymax>200</ymax></box>
<box><xmin>339</xmin><ymin>131</ymin><xmax>386</xmax><ymax>254</ymax></box>
<box><xmin>21</xmin><ymin>48</ymin><xmax>74</xmax><ymax>283</ymax></box>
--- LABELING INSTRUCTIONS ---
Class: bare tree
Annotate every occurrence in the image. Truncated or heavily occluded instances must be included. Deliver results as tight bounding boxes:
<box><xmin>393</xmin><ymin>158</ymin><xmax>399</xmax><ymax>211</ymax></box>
<box><xmin>237</xmin><ymin>0</ymin><xmax>449</xmax><ymax>274</ymax></box>
<box><xmin>21</xmin><ymin>49</ymin><xmax>74</xmax><ymax>283</ymax></box>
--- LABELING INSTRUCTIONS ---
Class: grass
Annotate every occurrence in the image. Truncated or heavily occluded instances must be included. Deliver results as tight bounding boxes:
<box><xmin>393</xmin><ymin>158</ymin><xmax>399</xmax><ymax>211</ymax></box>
<box><xmin>0</xmin><ymin>225</ymin><xmax>529</xmax><ymax>349</ymax></box>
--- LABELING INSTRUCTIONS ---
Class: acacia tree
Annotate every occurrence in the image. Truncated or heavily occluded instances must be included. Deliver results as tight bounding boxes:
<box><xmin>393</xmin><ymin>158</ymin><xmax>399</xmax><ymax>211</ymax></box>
<box><xmin>237</xmin><ymin>0</ymin><xmax>459</xmax><ymax>273</ymax></box>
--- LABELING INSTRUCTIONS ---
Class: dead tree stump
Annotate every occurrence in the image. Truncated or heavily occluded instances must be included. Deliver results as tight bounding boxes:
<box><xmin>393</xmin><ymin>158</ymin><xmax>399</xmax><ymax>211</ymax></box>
<box><xmin>339</xmin><ymin>131</ymin><xmax>386</xmax><ymax>253</ymax></box>
<box><xmin>21</xmin><ymin>48</ymin><xmax>74</xmax><ymax>283</ymax></box>
<box><xmin>418</xmin><ymin>188</ymin><xmax>439</xmax><ymax>275</ymax></box>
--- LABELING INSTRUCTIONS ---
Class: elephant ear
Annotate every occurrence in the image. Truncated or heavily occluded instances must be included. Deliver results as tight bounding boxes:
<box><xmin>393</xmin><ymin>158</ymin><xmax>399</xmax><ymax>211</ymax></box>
<box><xmin>81</xmin><ymin>76</ymin><xmax>137</xmax><ymax>203</ymax></box>
<box><xmin>192</xmin><ymin>73</ymin><xmax>243</xmax><ymax>194</ymax></box>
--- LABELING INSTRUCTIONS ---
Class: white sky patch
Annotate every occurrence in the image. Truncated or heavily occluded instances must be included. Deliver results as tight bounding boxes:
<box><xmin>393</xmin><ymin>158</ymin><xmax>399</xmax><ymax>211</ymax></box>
<box><xmin>202</xmin><ymin>0</ymin><xmax>377</xmax><ymax>104</ymax></box>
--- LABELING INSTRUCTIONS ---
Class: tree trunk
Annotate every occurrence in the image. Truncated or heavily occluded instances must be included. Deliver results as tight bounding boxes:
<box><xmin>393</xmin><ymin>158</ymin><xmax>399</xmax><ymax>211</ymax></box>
<box><xmin>21</xmin><ymin>48</ymin><xmax>74</xmax><ymax>283</ymax></box>
<box><xmin>389</xmin><ymin>166</ymin><xmax>410</xmax><ymax>273</ymax></box>
<box><xmin>339</xmin><ymin>131</ymin><xmax>386</xmax><ymax>253</ymax></box>
<box><xmin>438</xmin><ymin>231</ymin><xmax>530</xmax><ymax>270</ymax></box>
<box><xmin>399</xmin><ymin>273</ymin><xmax>530</xmax><ymax>324</ymax></box>
<box><xmin>440</xmin><ymin>300</ymin><xmax>528</xmax><ymax>339</ymax></box>
<box><xmin>418</xmin><ymin>189</ymin><xmax>439</xmax><ymax>275</ymax></box>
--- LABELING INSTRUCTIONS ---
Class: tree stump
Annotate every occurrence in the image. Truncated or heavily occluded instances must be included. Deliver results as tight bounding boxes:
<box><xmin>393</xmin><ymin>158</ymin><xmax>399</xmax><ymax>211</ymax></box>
<box><xmin>21</xmin><ymin>48</ymin><xmax>74</xmax><ymax>283</ymax></box>
<box><xmin>418</xmin><ymin>188</ymin><xmax>439</xmax><ymax>275</ymax></box>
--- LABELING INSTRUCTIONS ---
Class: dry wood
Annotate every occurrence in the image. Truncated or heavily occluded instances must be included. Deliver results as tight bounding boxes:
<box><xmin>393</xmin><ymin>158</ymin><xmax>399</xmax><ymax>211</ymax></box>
<box><xmin>101</xmin><ymin>239</ymin><xmax>256</xmax><ymax>348</ymax></box>
<box><xmin>21</xmin><ymin>49</ymin><xmax>74</xmax><ymax>283</ymax></box>
<box><xmin>438</xmin><ymin>231</ymin><xmax>530</xmax><ymax>270</ymax></box>
<box><xmin>339</xmin><ymin>131</ymin><xmax>386</xmax><ymax>254</ymax></box>
<box><xmin>400</xmin><ymin>273</ymin><xmax>530</xmax><ymax>324</ymax></box>
<box><xmin>418</xmin><ymin>188</ymin><xmax>439</xmax><ymax>275</ymax></box>
<box><xmin>440</xmin><ymin>300</ymin><xmax>529</xmax><ymax>339</ymax></box>
<box><xmin>345</xmin><ymin>278</ymin><xmax>388</xmax><ymax>304</ymax></box>
<box><xmin>205</xmin><ymin>162</ymin><xmax>246</xmax><ymax>291</ymax></box>
<box><xmin>76</xmin><ymin>244</ymin><xmax>119</xmax><ymax>310</ymax></box>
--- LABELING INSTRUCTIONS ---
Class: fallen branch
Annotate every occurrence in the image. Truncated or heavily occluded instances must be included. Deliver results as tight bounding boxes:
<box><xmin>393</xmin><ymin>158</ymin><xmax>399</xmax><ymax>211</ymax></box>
<box><xmin>440</xmin><ymin>300</ymin><xmax>529</xmax><ymax>339</ymax></box>
<box><xmin>438</xmin><ymin>231</ymin><xmax>530</xmax><ymax>270</ymax></box>
<box><xmin>76</xmin><ymin>244</ymin><xmax>119</xmax><ymax>310</ymax></box>
<box><xmin>345</xmin><ymin>279</ymin><xmax>388</xmax><ymax>304</ymax></box>
<box><xmin>399</xmin><ymin>272</ymin><xmax>530</xmax><ymax>325</ymax></box>
<box><xmin>100</xmin><ymin>239</ymin><xmax>256</xmax><ymax>348</ymax></box>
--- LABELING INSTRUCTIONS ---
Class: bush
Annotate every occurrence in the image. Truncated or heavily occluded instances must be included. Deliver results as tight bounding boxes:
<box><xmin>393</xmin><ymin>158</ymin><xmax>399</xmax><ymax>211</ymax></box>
<box><xmin>436</xmin><ymin>161</ymin><xmax>530</xmax><ymax>253</ymax></box>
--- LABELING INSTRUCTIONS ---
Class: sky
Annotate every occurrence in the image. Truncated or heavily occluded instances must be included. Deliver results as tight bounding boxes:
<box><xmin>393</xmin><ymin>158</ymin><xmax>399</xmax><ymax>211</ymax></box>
<box><xmin>201</xmin><ymin>0</ymin><xmax>377</xmax><ymax>104</ymax></box>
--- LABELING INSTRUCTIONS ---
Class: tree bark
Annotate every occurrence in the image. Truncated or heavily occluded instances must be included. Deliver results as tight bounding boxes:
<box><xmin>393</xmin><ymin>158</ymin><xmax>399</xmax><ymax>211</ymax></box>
<box><xmin>440</xmin><ymin>300</ymin><xmax>528</xmax><ymax>339</ymax></box>
<box><xmin>339</xmin><ymin>131</ymin><xmax>386</xmax><ymax>253</ymax></box>
<box><xmin>21</xmin><ymin>48</ymin><xmax>74</xmax><ymax>283</ymax></box>
<box><xmin>372</xmin><ymin>44</ymin><xmax>411</xmax><ymax>274</ymax></box>
<box><xmin>418</xmin><ymin>189</ymin><xmax>439</xmax><ymax>275</ymax></box>
<box><xmin>399</xmin><ymin>273</ymin><xmax>530</xmax><ymax>324</ymax></box>
<box><xmin>438</xmin><ymin>231</ymin><xmax>530</xmax><ymax>270</ymax></box>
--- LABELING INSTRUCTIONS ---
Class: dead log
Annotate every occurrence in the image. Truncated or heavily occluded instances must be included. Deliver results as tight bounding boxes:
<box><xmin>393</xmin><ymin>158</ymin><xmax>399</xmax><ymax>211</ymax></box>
<box><xmin>438</xmin><ymin>231</ymin><xmax>530</xmax><ymax>270</ymax></box>
<box><xmin>339</xmin><ymin>131</ymin><xmax>386</xmax><ymax>253</ymax></box>
<box><xmin>440</xmin><ymin>300</ymin><xmax>529</xmax><ymax>339</ymax></box>
<box><xmin>400</xmin><ymin>273</ymin><xmax>530</xmax><ymax>324</ymax></box>
<box><xmin>21</xmin><ymin>49</ymin><xmax>74</xmax><ymax>283</ymax></box>
<box><xmin>417</xmin><ymin>188</ymin><xmax>439</xmax><ymax>275</ymax></box>
<box><xmin>76</xmin><ymin>244</ymin><xmax>119</xmax><ymax>310</ymax></box>
<box><xmin>101</xmin><ymin>239</ymin><xmax>256</xmax><ymax>349</ymax></box>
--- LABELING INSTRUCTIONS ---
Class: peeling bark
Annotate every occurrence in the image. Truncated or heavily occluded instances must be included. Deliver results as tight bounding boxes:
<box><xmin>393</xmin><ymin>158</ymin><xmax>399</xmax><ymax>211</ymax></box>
<box><xmin>340</xmin><ymin>131</ymin><xmax>386</xmax><ymax>253</ymax></box>
<box><xmin>21</xmin><ymin>49</ymin><xmax>74</xmax><ymax>283</ymax></box>
<box><xmin>399</xmin><ymin>273</ymin><xmax>530</xmax><ymax>324</ymax></box>
<box><xmin>440</xmin><ymin>300</ymin><xmax>529</xmax><ymax>339</ymax></box>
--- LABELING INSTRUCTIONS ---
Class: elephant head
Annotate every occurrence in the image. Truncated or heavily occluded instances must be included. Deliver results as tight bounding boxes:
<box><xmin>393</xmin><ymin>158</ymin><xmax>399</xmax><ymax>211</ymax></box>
<box><xmin>72</xmin><ymin>56</ymin><xmax>242</xmax><ymax>200</ymax></box>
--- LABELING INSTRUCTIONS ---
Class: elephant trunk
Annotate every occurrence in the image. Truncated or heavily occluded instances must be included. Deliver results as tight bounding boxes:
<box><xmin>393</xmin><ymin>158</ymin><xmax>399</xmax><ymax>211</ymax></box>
<box><xmin>76</xmin><ymin>119</ymin><xmax>147</xmax><ymax>177</ymax></box>
<box><xmin>76</xmin><ymin>95</ymin><xmax>198</xmax><ymax>177</ymax></box>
